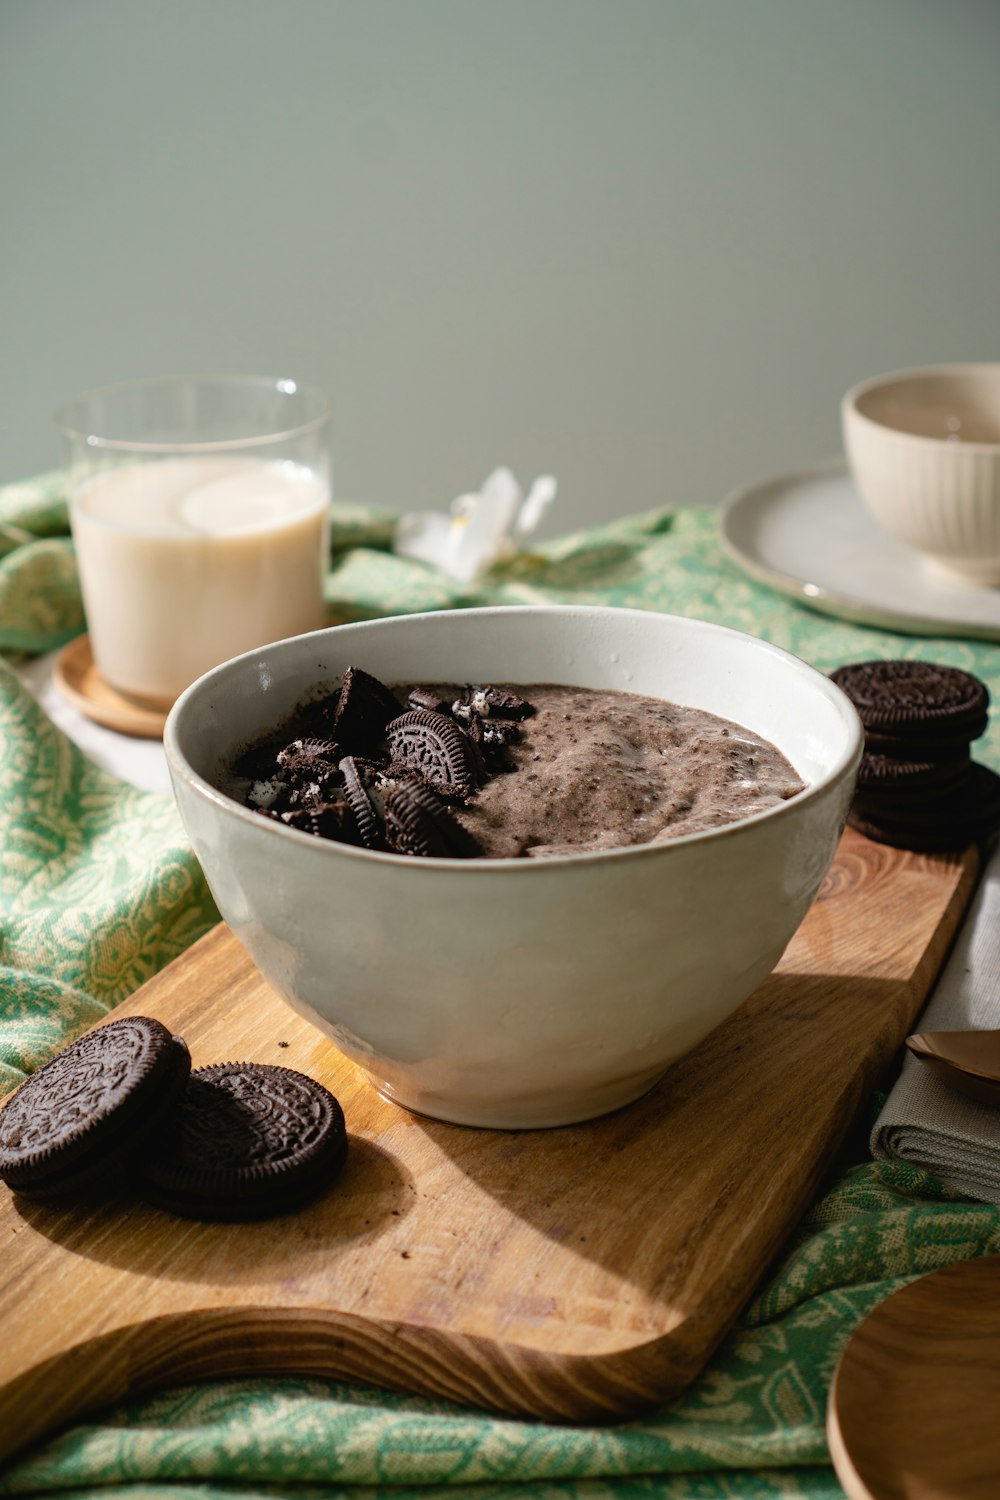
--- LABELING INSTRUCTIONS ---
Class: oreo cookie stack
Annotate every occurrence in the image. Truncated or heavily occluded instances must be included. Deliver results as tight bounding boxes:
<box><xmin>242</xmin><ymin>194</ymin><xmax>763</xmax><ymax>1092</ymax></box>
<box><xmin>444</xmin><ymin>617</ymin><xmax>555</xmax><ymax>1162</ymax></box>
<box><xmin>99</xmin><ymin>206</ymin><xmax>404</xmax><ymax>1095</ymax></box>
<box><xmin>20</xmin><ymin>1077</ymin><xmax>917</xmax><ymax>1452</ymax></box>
<box><xmin>830</xmin><ymin>660</ymin><xmax>1000</xmax><ymax>852</ymax></box>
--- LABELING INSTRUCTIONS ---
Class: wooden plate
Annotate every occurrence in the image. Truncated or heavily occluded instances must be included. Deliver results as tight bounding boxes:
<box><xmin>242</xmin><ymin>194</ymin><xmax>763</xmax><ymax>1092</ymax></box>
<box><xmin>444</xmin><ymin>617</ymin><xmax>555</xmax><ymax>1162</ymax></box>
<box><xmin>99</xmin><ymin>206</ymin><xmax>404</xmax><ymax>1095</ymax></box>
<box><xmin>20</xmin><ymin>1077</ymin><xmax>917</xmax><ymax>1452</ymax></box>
<box><xmin>53</xmin><ymin>635</ymin><xmax>168</xmax><ymax>739</ymax></box>
<box><xmin>828</xmin><ymin>1255</ymin><xmax>1000</xmax><ymax>1498</ymax></box>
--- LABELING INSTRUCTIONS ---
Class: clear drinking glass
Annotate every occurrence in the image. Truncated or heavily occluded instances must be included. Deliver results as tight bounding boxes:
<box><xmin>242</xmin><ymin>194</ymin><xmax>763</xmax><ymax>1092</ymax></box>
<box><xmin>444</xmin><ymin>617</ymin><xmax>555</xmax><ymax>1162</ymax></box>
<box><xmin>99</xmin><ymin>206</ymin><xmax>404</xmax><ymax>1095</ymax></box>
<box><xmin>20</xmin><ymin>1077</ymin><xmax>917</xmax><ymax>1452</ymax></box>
<box><xmin>55</xmin><ymin>374</ymin><xmax>332</xmax><ymax>706</ymax></box>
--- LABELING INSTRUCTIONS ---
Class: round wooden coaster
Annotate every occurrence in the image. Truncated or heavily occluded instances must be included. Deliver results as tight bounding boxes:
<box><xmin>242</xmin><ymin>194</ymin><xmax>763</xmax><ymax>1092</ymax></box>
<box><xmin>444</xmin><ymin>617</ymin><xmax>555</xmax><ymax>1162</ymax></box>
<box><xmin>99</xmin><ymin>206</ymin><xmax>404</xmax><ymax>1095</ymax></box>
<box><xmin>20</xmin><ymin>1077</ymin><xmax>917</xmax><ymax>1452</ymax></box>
<box><xmin>828</xmin><ymin>1255</ymin><xmax>1000</xmax><ymax>1499</ymax></box>
<box><xmin>53</xmin><ymin>636</ymin><xmax>169</xmax><ymax>739</ymax></box>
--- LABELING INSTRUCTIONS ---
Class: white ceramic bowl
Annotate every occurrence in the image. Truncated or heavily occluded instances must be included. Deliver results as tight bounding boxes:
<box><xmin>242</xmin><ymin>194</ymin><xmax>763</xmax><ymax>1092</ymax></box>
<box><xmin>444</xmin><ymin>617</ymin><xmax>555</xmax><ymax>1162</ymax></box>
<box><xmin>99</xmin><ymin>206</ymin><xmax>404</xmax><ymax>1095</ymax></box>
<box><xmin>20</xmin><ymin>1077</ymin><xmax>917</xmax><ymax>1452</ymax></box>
<box><xmin>843</xmin><ymin>364</ymin><xmax>1000</xmax><ymax>584</ymax></box>
<box><xmin>164</xmin><ymin>606</ymin><xmax>862</xmax><ymax>1129</ymax></box>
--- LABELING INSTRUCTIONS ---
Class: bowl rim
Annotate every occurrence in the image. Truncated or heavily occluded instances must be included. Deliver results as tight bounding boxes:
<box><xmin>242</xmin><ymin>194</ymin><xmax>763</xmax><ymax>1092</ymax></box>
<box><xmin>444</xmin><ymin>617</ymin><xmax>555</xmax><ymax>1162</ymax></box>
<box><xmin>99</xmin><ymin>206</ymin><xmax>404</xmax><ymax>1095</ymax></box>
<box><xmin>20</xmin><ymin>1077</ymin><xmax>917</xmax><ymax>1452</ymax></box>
<box><xmin>164</xmin><ymin>604</ymin><xmax>864</xmax><ymax>872</ymax></box>
<box><xmin>842</xmin><ymin>362</ymin><xmax>1000</xmax><ymax>453</ymax></box>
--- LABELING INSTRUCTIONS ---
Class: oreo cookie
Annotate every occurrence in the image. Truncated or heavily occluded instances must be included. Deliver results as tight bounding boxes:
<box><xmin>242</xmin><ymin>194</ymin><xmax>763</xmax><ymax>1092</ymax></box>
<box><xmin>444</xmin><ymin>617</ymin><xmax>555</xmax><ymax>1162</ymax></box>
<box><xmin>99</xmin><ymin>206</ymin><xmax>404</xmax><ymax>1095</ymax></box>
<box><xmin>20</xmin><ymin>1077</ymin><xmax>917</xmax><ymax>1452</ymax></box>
<box><xmin>339</xmin><ymin>755</ymin><xmax>384</xmax><ymax>850</ymax></box>
<box><xmin>453</xmin><ymin>685</ymin><xmax>535</xmax><ymax>722</ymax></box>
<box><xmin>848</xmin><ymin>763</ymin><xmax>1000</xmax><ymax>852</ymax></box>
<box><xmin>456</xmin><ymin>712</ymin><xmax>490</xmax><ymax>782</ymax></box>
<box><xmin>407</xmin><ymin>685</ymin><xmax>452</xmax><ymax>715</ymax></box>
<box><xmin>830</xmin><ymin>661</ymin><xmax>989</xmax><ymax>745</ymax></box>
<box><xmin>138</xmin><ymin>1062</ymin><xmax>348</xmax><ymax>1221</ymax></box>
<box><xmin>853</xmin><ymin>752</ymin><xmax>973</xmax><ymax>811</ymax></box>
<box><xmin>833</xmin><ymin>654</ymin><xmax>995</xmax><ymax>852</ymax></box>
<box><xmin>863</xmin><ymin>727</ymin><xmax>979</xmax><ymax>764</ymax></box>
<box><xmin>385</xmin><ymin>710</ymin><xmax>481</xmax><ymax>798</ymax></box>
<box><xmin>832</xmin><ymin>659</ymin><xmax>997</xmax><ymax>851</ymax></box>
<box><xmin>276</xmin><ymin>738</ymin><xmax>341</xmax><ymax>773</ymax></box>
<box><xmin>333</xmin><ymin>666</ymin><xmax>402</xmax><ymax>755</ymax></box>
<box><xmin>270</xmin><ymin>798</ymin><xmax>361</xmax><ymax>843</ymax></box>
<box><xmin>0</xmin><ymin>1016</ymin><xmax>191</xmax><ymax>1202</ymax></box>
<box><xmin>384</xmin><ymin>781</ymin><xmax>482</xmax><ymax>858</ymax></box>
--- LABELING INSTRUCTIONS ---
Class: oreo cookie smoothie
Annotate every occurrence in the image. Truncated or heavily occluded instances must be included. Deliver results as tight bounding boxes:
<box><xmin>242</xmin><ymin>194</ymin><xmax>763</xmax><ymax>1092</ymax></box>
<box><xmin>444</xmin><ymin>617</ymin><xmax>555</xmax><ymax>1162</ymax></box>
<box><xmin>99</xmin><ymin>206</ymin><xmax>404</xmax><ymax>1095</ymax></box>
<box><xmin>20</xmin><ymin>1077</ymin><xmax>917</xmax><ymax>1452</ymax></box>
<box><xmin>227</xmin><ymin>667</ymin><xmax>804</xmax><ymax>859</ymax></box>
<box><xmin>436</xmin><ymin>684</ymin><xmax>803</xmax><ymax>858</ymax></box>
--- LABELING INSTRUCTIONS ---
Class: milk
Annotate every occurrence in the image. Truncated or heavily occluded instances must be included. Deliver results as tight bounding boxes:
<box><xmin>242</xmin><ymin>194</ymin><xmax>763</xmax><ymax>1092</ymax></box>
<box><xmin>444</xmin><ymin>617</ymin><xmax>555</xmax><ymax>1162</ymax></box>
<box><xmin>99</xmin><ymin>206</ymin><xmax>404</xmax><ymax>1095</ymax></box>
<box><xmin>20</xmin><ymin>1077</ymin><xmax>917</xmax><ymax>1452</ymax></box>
<box><xmin>72</xmin><ymin>455</ymin><xmax>330</xmax><ymax>703</ymax></box>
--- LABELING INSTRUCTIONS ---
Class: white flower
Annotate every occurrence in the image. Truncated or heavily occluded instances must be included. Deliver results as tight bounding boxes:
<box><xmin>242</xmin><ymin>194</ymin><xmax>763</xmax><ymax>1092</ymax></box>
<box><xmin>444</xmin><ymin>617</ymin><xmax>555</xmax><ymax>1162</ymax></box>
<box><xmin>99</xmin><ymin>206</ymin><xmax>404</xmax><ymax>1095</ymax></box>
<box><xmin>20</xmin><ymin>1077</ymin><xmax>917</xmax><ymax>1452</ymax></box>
<box><xmin>395</xmin><ymin>466</ymin><xmax>557</xmax><ymax>584</ymax></box>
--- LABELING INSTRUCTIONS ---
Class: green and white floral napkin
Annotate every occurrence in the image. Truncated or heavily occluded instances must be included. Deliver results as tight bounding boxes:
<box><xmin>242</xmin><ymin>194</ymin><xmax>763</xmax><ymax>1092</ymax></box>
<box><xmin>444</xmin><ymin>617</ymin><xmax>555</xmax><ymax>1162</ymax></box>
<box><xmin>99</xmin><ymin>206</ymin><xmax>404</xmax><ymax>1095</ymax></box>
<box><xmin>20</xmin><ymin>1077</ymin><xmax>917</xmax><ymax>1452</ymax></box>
<box><xmin>1</xmin><ymin>469</ymin><xmax>999</xmax><ymax>1500</ymax></box>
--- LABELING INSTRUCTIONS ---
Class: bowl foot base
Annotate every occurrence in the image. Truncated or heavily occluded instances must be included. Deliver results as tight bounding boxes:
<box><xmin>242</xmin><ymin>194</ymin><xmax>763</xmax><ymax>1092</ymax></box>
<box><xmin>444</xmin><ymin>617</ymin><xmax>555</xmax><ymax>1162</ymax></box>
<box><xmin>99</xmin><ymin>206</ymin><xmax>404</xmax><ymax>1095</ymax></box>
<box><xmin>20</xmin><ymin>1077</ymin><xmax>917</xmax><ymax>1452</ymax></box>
<box><xmin>369</xmin><ymin>1070</ymin><xmax>665</xmax><ymax>1131</ymax></box>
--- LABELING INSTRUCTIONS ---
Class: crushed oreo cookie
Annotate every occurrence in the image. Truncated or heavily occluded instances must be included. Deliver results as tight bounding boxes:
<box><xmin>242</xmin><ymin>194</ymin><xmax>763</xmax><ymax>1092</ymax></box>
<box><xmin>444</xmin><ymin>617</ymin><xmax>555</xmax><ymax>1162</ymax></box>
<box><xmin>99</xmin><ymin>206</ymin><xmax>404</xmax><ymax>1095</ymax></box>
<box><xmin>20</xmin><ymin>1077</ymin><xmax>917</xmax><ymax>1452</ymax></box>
<box><xmin>228</xmin><ymin>668</ymin><xmax>539</xmax><ymax>858</ymax></box>
<box><xmin>407</xmin><ymin>685</ymin><xmax>451</xmax><ymax>715</ymax></box>
<box><xmin>226</xmin><ymin>669</ymin><xmax>806</xmax><ymax>859</ymax></box>
<box><xmin>384</xmin><ymin>780</ymin><xmax>483</xmax><ymax>858</ymax></box>
<box><xmin>340</xmin><ymin>756</ymin><xmax>385</xmax><ymax>850</ymax></box>
<box><xmin>452</xmin><ymin>685</ymin><xmax>534</xmax><ymax>722</ymax></box>
<box><xmin>272</xmin><ymin>798</ymin><xmax>359</xmax><ymax>842</ymax></box>
<box><xmin>334</xmin><ymin>665</ymin><xmax>404</xmax><ymax>754</ymax></box>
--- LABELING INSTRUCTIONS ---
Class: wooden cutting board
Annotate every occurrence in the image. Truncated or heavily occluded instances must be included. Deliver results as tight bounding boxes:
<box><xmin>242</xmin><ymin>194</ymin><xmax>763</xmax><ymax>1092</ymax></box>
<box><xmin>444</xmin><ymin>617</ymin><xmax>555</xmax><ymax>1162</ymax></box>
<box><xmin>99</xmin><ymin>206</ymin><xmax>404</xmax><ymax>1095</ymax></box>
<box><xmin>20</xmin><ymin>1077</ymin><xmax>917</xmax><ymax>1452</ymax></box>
<box><xmin>0</xmin><ymin>828</ymin><xmax>979</xmax><ymax>1463</ymax></box>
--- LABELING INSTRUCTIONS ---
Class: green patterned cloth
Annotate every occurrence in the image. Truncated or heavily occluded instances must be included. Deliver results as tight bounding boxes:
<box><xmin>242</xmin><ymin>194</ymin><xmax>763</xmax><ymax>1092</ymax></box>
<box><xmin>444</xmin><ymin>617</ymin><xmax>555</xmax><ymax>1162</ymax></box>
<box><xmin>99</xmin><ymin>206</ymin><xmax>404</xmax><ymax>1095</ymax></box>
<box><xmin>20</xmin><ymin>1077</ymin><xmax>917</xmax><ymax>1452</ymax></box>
<box><xmin>1</xmin><ymin>471</ymin><xmax>999</xmax><ymax>1499</ymax></box>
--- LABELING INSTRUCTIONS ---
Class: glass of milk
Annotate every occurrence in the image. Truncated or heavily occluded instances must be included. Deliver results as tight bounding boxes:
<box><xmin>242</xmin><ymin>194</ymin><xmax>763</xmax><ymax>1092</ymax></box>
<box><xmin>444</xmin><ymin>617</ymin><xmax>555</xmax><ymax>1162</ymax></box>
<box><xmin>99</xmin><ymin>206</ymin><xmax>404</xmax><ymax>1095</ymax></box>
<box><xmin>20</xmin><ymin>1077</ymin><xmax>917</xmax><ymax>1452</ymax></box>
<box><xmin>56</xmin><ymin>375</ymin><xmax>332</xmax><ymax>706</ymax></box>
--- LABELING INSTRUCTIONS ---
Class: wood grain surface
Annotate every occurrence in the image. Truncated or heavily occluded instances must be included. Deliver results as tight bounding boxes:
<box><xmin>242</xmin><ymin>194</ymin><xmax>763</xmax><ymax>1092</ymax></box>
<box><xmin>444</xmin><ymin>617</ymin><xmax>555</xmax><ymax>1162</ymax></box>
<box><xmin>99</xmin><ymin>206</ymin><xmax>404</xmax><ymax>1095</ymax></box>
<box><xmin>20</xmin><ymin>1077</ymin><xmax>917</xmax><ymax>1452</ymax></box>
<box><xmin>0</xmin><ymin>829</ymin><xmax>979</xmax><ymax>1462</ymax></box>
<box><xmin>828</xmin><ymin>1254</ymin><xmax>1000</xmax><ymax>1499</ymax></box>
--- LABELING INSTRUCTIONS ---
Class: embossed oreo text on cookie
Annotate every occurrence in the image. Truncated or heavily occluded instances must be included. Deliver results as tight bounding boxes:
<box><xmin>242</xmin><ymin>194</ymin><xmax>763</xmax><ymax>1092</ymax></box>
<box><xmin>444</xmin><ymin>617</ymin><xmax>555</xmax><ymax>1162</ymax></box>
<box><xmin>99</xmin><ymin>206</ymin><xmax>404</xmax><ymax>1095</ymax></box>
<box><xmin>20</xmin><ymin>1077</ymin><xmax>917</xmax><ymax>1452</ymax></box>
<box><xmin>385</xmin><ymin>710</ymin><xmax>481</xmax><ymax>799</ymax></box>
<box><xmin>138</xmin><ymin>1061</ymin><xmax>348</xmax><ymax>1220</ymax></box>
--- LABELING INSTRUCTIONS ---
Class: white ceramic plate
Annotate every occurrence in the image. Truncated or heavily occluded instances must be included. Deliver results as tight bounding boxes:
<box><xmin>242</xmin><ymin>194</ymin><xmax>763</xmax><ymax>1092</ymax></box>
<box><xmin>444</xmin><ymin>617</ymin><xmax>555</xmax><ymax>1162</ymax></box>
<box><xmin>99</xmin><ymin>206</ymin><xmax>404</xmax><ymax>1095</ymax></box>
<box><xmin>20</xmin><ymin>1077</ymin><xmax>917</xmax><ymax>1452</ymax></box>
<box><xmin>719</xmin><ymin>459</ymin><xmax>1000</xmax><ymax>641</ymax></box>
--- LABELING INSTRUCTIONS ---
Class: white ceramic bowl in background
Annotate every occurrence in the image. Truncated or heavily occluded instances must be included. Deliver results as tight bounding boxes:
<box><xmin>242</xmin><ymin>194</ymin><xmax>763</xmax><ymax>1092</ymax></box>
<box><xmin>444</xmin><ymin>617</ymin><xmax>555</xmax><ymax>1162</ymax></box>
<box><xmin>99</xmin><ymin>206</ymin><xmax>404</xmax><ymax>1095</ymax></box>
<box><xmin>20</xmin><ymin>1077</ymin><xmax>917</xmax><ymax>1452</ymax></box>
<box><xmin>164</xmin><ymin>606</ymin><xmax>862</xmax><ymax>1130</ymax></box>
<box><xmin>843</xmin><ymin>364</ymin><xmax>1000</xmax><ymax>585</ymax></box>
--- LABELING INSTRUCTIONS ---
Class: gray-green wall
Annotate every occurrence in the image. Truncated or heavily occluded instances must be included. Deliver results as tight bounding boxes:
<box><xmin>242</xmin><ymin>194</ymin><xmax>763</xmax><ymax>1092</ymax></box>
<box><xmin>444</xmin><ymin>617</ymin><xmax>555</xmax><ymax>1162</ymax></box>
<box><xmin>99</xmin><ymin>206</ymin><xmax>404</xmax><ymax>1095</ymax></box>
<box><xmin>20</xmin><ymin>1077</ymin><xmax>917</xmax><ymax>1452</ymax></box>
<box><xmin>3</xmin><ymin>0</ymin><xmax>999</xmax><ymax>533</ymax></box>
